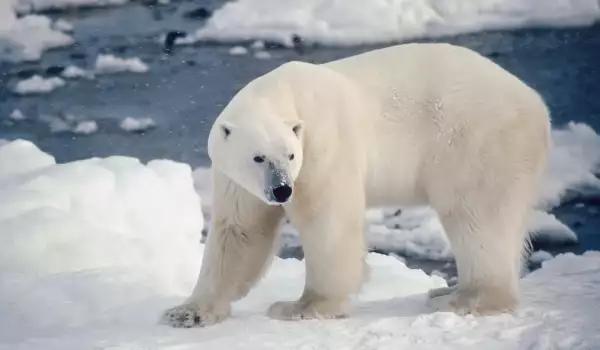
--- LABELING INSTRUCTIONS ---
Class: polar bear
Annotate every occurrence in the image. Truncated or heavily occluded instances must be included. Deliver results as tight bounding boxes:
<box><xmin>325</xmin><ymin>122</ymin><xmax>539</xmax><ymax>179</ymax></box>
<box><xmin>162</xmin><ymin>43</ymin><xmax>551</xmax><ymax>328</ymax></box>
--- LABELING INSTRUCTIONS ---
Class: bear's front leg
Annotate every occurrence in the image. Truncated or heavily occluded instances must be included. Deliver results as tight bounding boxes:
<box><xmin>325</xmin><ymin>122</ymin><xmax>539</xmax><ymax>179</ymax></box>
<box><xmin>162</xmin><ymin>212</ymin><xmax>283</xmax><ymax>327</ymax></box>
<box><xmin>267</xmin><ymin>178</ymin><xmax>367</xmax><ymax>321</ymax></box>
<box><xmin>161</xmin><ymin>174</ymin><xmax>285</xmax><ymax>328</ymax></box>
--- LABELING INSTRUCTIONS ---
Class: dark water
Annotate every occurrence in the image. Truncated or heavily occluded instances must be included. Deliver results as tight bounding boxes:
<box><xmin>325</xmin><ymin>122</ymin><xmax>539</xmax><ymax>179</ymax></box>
<box><xmin>1</xmin><ymin>2</ymin><xmax>599</xmax><ymax>275</ymax></box>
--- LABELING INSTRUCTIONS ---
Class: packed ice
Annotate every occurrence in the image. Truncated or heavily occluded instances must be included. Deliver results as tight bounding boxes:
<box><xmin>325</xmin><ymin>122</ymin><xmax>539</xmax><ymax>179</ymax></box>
<box><xmin>94</xmin><ymin>54</ymin><xmax>150</xmax><ymax>74</ymax></box>
<box><xmin>72</xmin><ymin>120</ymin><xmax>99</xmax><ymax>135</ymax></box>
<box><xmin>61</xmin><ymin>65</ymin><xmax>94</xmax><ymax>79</ymax></box>
<box><xmin>12</xmin><ymin>75</ymin><xmax>66</xmax><ymax>95</ymax></box>
<box><xmin>228</xmin><ymin>45</ymin><xmax>249</xmax><ymax>56</ymax></box>
<box><xmin>119</xmin><ymin>116</ymin><xmax>156</xmax><ymax>132</ymax></box>
<box><xmin>188</xmin><ymin>0</ymin><xmax>600</xmax><ymax>46</ymax></box>
<box><xmin>529</xmin><ymin>250</ymin><xmax>554</xmax><ymax>264</ymax></box>
<box><xmin>8</xmin><ymin>109</ymin><xmax>26</xmax><ymax>121</ymax></box>
<box><xmin>0</xmin><ymin>1</ymin><xmax>73</xmax><ymax>62</ymax></box>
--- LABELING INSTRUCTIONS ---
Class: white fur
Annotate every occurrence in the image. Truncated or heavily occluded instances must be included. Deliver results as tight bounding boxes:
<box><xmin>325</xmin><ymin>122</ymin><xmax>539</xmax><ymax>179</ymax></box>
<box><xmin>162</xmin><ymin>43</ymin><xmax>551</xmax><ymax>327</ymax></box>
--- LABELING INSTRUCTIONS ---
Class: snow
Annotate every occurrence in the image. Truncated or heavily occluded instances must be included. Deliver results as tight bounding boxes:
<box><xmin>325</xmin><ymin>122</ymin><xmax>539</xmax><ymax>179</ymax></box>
<box><xmin>72</xmin><ymin>120</ymin><xmax>98</xmax><ymax>135</ymax></box>
<box><xmin>0</xmin><ymin>4</ymin><xmax>73</xmax><ymax>62</ymax></box>
<box><xmin>0</xmin><ymin>139</ymin><xmax>204</xmax><ymax>348</ymax></box>
<box><xmin>39</xmin><ymin>114</ymin><xmax>71</xmax><ymax>133</ymax></box>
<box><xmin>366</xmin><ymin>207</ymin><xmax>452</xmax><ymax>260</ymax></box>
<box><xmin>529</xmin><ymin>250</ymin><xmax>554</xmax><ymax>264</ymax></box>
<box><xmin>254</xmin><ymin>50</ymin><xmax>272</xmax><ymax>59</ymax></box>
<box><xmin>119</xmin><ymin>116</ymin><xmax>156</xmax><ymax>132</ymax></box>
<box><xmin>0</xmin><ymin>139</ymin><xmax>599</xmax><ymax>348</ymax></box>
<box><xmin>250</xmin><ymin>40</ymin><xmax>265</xmax><ymax>50</ymax></box>
<box><xmin>14</xmin><ymin>0</ymin><xmax>128</xmax><ymax>13</ymax></box>
<box><xmin>527</xmin><ymin>211</ymin><xmax>578</xmax><ymax>244</ymax></box>
<box><xmin>228</xmin><ymin>45</ymin><xmax>249</xmax><ymax>55</ymax></box>
<box><xmin>8</xmin><ymin>109</ymin><xmax>26</xmax><ymax>121</ymax></box>
<box><xmin>94</xmin><ymin>54</ymin><xmax>149</xmax><ymax>74</ymax></box>
<box><xmin>189</xmin><ymin>0</ymin><xmax>600</xmax><ymax>46</ymax></box>
<box><xmin>39</xmin><ymin>114</ymin><xmax>98</xmax><ymax>134</ymax></box>
<box><xmin>0</xmin><ymin>1</ymin><xmax>16</xmax><ymax>33</ymax></box>
<box><xmin>13</xmin><ymin>75</ymin><xmax>66</xmax><ymax>95</ymax></box>
<box><xmin>538</xmin><ymin>122</ymin><xmax>600</xmax><ymax>209</ymax></box>
<box><xmin>53</xmin><ymin>18</ymin><xmax>73</xmax><ymax>32</ymax></box>
<box><xmin>0</xmin><ymin>140</ymin><xmax>55</xmax><ymax>182</ymax></box>
<box><xmin>193</xmin><ymin>122</ymin><xmax>600</xmax><ymax>260</ymax></box>
<box><xmin>61</xmin><ymin>64</ymin><xmax>94</xmax><ymax>79</ymax></box>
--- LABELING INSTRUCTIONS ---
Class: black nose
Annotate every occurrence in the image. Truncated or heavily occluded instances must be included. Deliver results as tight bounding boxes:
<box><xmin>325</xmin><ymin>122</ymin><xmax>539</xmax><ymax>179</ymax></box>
<box><xmin>272</xmin><ymin>185</ymin><xmax>292</xmax><ymax>203</ymax></box>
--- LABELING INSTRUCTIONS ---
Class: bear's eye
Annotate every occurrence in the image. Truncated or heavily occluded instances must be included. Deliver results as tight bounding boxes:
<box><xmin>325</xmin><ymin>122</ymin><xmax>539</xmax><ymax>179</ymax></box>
<box><xmin>289</xmin><ymin>154</ymin><xmax>295</xmax><ymax>161</ymax></box>
<box><xmin>253</xmin><ymin>156</ymin><xmax>265</xmax><ymax>163</ymax></box>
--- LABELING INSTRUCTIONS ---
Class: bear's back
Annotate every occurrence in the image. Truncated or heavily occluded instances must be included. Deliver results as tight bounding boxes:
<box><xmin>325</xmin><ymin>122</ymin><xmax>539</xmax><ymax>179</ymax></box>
<box><xmin>324</xmin><ymin>43</ymin><xmax>532</xmax><ymax>103</ymax></box>
<box><xmin>322</xmin><ymin>43</ymin><xmax>547</xmax><ymax>134</ymax></box>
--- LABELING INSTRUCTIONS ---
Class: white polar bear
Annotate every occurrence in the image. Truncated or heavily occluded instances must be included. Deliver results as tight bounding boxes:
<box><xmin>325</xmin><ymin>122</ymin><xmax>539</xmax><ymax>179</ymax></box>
<box><xmin>162</xmin><ymin>43</ymin><xmax>551</xmax><ymax>328</ymax></box>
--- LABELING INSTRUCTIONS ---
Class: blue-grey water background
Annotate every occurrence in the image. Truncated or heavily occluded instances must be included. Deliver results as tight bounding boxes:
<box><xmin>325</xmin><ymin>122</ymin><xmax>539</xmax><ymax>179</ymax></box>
<box><xmin>1</xmin><ymin>0</ymin><xmax>599</xmax><ymax>276</ymax></box>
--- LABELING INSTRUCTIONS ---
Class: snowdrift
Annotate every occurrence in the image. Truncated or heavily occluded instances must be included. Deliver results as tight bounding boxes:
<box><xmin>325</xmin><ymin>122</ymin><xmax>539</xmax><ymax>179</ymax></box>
<box><xmin>0</xmin><ymin>1</ymin><xmax>73</xmax><ymax>62</ymax></box>
<box><xmin>191</xmin><ymin>0</ymin><xmax>600</xmax><ymax>46</ymax></box>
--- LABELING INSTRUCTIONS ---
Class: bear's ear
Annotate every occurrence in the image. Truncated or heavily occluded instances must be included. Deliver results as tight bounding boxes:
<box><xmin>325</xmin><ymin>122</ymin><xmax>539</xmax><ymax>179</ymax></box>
<box><xmin>287</xmin><ymin>120</ymin><xmax>304</xmax><ymax>139</ymax></box>
<box><xmin>219</xmin><ymin>121</ymin><xmax>235</xmax><ymax>140</ymax></box>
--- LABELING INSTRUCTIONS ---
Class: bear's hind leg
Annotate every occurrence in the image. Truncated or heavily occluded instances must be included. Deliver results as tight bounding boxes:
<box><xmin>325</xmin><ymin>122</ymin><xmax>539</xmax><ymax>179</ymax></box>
<box><xmin>267</xmin><ymin>177</ymin><xmax>367</xmax><ymax>321</ymax></box>
<box><xmin>428</xmin><ymin>191</ymin><xmax>532</xmax><ymax>316</ymax></box>
<box><xmin>162</xmin><ymin>173</ymin><xmax>285</xmax><ymax>328</ymax></box>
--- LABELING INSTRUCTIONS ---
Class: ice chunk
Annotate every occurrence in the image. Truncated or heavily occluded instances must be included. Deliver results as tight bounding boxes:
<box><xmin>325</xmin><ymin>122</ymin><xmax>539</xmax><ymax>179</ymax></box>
<box><xmin>72</xmin><ymin>120</ymin><xmax>98</xmax><ymax>135</ymax></box>
<box><xmin>119</xmin><ymin>117</ymin><xmax>156</xmax><ymax>132</ymax></box>
<box><xmin>94</xmin><ymin>54</ymin><xmax>149</xmax><ymax>74</ymax></box>
<box><xmin>13</xmin><ymin>75</ymin><xmax>66</xmax><ymax>95</ymax></box>
<box><xmin>188</xmin><ymin>0</ymin><xmax>600</xmax><ymax>46</ymax></box>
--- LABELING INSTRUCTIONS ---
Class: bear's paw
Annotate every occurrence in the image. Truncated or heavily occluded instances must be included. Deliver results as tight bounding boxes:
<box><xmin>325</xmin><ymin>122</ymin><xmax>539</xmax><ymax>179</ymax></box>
<box><xmin>160</xmin><ymin>303</ymin><xmax>230</xmax><ymax>328</ymax></box>
<box><xmin>427</xmin><ymin>286</ymin><xmax>518</xmax><ymax>316</ymax></box>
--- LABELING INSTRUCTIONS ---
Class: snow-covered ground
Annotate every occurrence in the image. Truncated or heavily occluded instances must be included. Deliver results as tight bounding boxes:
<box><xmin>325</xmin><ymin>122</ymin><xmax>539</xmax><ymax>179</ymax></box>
<box><xmin>0</xmin><ymin>1</ymin><xmax>73</xmax><ymax>62</ymax></box>
<box><xmin>189</xmin><ymin>0</ymin><xmax>600</xmax><ymax>46</ymax></box>
<box><xmin>0</xmin><ymin>139</ymin><xmax>599</xmax><ymax>349</ymax></box>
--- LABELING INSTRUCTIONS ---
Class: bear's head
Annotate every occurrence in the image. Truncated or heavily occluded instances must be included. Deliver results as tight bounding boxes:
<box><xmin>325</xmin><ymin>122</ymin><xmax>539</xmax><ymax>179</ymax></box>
<box><xmin>207</xmin><ymin>112</ymin><xmax>304</xmax><ymax>206</ymax></box>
